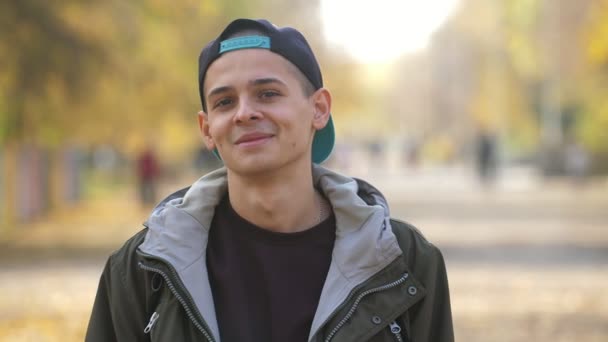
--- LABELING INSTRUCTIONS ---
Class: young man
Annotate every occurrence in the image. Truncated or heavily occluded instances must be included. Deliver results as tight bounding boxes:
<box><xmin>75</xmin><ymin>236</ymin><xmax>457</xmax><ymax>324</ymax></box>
<box><xmin>86</xmin><ymin>18</ymin><xmax>453</xmax><ymax>342</ymax></box>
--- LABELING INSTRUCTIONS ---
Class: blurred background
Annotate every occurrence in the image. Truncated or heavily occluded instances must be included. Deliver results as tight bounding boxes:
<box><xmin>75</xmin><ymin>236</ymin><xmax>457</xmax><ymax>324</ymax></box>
<box><xmin>1</xmin><ymin>0</ymin><xmax>607</xmax><ymax>341</ymax></box>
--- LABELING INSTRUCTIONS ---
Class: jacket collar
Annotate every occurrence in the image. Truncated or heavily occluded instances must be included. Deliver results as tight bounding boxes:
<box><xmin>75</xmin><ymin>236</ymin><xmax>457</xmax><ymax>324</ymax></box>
<box><xmin>139</xmin><ymin>165</ymin><xmax>403</xmax><ymax>341</ymax></box>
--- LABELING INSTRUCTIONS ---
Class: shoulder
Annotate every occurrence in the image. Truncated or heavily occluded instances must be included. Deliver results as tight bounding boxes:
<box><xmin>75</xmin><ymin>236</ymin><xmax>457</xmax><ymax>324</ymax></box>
<box><xmin>97</xmin><ymin>228</ymin><xmax>154</xmax><ymax>310</ymax></box>
<box><xmin>104</xmin><ymin>228</ymin><xmax>149</xmax><ymax>282</ymax></box>
<box><xmin>389</xmin><ymin>218</ymin><xmax>434</xmax><ymax>253</ymax></box>
<box><xmin>110</xmin><ymin>228</ymin><xmax>148</xmax><ymax>262</ymax></box>
<box><xmin>389</xmin><ymin>219</ymin><xmax>447</xmax><ymax>276</ymax></box>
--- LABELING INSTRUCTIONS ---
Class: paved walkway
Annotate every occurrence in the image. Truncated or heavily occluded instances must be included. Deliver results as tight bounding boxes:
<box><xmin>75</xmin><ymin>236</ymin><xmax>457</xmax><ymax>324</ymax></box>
<box><xmin>1</xmin><ymin>168</ymin><xmax>607</xmax><ymax>266</ymax></box>
<box><xmin>0</xmin><ymin>178</ymin><xmax>190</xmax><ymax>263</ymax></box>
<box><xmin>1</xmin><ymin>189</ymin><xmax>148</xmax><ymax>263</ymax></box>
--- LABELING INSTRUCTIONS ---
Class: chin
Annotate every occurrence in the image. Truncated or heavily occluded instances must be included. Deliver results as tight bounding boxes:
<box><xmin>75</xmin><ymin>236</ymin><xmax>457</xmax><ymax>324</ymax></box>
<box><xmin>222</xmin><ymin>148</ymin><xmax>310</xmax><ymax>176</ymax></box>
<box><xmin>224</xmin><ymin>156</ymin><xmax>280</xmax><ymax>175</ymax></box>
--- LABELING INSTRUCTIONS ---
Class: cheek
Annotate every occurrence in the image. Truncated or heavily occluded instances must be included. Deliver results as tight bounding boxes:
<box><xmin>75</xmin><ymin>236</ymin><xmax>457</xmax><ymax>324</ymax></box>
<box><xmin>208</xmin><ymin>119</ymin><xmax>229</xmax><ymax>142</ymax></box>
<box><xmin>287</xmin><ymin>125</ymin><xmax>313</xmax><ymax>151</ymax></box>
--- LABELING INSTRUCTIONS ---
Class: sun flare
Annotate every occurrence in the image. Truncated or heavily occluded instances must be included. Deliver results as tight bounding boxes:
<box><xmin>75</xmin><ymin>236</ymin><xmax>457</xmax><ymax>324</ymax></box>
<box><xmin>321</xmin><ymin>0</ymin><xmax>460</xmax><ymax>64</ymax></box>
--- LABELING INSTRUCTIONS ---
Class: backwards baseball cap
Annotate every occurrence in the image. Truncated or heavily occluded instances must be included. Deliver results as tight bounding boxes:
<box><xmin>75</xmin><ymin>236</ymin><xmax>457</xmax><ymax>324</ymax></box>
<box><xmin>198</xmin><ymin>18</ymin><xmax>335</xmax><ymax>164</ymax></box>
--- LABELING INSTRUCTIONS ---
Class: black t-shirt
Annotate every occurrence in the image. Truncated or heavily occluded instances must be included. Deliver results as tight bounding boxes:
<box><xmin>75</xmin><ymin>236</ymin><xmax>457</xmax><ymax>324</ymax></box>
<box><xmin>206</xmin><ymin>195</ymin><xmax>336</xmax><ymax>342</ymax></box>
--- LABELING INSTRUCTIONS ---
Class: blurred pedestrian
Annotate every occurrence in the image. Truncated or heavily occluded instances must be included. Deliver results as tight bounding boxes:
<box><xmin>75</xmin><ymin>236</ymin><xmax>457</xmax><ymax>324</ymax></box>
<box><xmin>475</xmin><ymin>131</ymin><xmax>498</xmax><ymax>186</ymax></box>
<box><xmin>87</xmin><ymin>18</ymin><xmax>453</xmax><ymax>342</ymax></box>
<box><xmin>136</xmin><ymin>146</ymin><xmax>160</xmax><ymax>206</ymax></box>
<box><xmin>402</xmin><ymin>138</ymin><xmax>420</xmax><ymax>168</ymax></box>
<box><xmin>564</xmin><ymin>138</ymin><xmax>590</xmax><ymax>183</ymax></box>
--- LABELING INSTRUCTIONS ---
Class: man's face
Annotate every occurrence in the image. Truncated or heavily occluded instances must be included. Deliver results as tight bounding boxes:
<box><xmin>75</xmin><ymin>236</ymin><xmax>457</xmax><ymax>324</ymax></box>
<box><xmin>199</xmin><ymin>48</ymin><xmax>330</xmax><ymax>176</ymax></box>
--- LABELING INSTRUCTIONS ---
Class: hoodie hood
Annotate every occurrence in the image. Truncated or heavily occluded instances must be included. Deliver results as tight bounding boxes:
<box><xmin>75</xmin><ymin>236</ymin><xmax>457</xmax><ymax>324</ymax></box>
<box><xmin>139</xmin><ymin>164</ymin><xmax>402</xmax><ymax>341</ymax></box>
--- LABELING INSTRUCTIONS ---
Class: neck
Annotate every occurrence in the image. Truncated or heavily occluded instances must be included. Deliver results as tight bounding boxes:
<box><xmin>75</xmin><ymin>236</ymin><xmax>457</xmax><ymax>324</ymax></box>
<box><xmin>227</xmin><ymin>163</ymin><xmax>327</xmax><ymax>233</ymax></box>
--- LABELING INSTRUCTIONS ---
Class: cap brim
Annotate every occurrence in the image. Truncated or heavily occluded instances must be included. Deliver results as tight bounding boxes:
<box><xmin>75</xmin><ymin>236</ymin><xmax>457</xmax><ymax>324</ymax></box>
<box><xmin>312</xmin><ymin>115</ymin><xmax>335</xmax><ymax>164</ymax></box>
<box><xmin>212</xmin><ymin>115</ymin><xmax>335</xmax><ymax>164</ymax></box>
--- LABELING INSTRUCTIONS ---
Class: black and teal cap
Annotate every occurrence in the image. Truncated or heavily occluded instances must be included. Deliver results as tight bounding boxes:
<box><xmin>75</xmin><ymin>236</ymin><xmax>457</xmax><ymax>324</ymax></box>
<box><xmin>198</xmin><ymin>18</ymin><xmax>335</xmax><ymax>164</ymax></box>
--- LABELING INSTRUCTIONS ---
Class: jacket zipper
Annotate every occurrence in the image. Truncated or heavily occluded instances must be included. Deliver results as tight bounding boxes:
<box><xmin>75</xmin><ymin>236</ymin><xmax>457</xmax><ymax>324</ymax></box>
<box><xmin>324</xmin><ymin>272</ymin><xmax>409</xmax><ymax>342</ymax></box>
<box><xmin>138</xmin><ymin>262</ymin><xmax>216</xmax><ymax>342</ymax></box>
<box><xmin>144</xmin><ymin>311</ymin><xmax>159</xmax><ymax>334</ymax></box>
<box><xmin>389</xmin><ymin>321</ymin><xmax>404</xmax><ymax>342</ymax></box>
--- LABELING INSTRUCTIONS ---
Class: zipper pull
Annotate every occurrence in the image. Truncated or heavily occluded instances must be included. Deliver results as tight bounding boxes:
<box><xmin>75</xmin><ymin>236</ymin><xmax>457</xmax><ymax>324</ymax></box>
<box><xmin>144</xmin><ymin>311</ymin><xmax>160</xmax><ymax>334</ymax></box>
<box><xmin>389</xmin><ymin>321</ymin><xmax>403</xmax><ymax>341</ymax></box>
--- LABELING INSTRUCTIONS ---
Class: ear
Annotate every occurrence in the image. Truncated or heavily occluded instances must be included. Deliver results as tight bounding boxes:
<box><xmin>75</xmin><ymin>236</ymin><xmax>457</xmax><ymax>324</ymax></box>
<box><xmin>197</xmin><ymin>111</ymin><xmax>216</xmax><ymax>150</ymax></box>
<box><xmin>311</xmin><ymin>88</ymin><xmax>332</xmax><ymax>130</ymax></box>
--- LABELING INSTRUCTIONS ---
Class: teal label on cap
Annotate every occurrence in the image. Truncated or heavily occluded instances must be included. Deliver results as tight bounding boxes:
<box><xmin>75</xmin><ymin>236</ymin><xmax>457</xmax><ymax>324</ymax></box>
<box><xmin>219</xmin><ymin>36</ymin><xmax>270</xmax><ymax>54</ymax></box>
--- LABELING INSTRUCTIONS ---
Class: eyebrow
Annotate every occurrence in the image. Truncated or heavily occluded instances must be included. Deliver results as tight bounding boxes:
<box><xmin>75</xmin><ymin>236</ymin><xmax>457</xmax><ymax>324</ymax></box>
<box><xmin>206</xmin><ymin>86</ymin><xmax>232</xmax><ymax>100</ymax></box>
<box><xmin>250</xmin><ymin>77</ymin><xmax>287</xmax><ymax>87</ymax></box>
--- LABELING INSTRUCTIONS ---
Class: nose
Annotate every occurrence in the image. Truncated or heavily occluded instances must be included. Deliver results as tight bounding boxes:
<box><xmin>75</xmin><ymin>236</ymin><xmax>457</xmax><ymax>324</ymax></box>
<box><xmin>234</xmin><ymin>97</ymin><xmax>262</xmax><ymax>124</ymax></box>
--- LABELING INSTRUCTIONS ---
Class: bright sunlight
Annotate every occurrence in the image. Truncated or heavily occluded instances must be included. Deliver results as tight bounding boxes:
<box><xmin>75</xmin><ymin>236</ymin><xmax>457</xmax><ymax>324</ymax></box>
<box><xmin>321</xmin><ymin>0</ymin><xmax>461</xmax><ymax>64</ymax></box>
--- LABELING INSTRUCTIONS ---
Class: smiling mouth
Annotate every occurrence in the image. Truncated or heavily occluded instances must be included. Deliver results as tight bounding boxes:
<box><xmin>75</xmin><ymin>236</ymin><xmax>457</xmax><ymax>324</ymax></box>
<box><xmin>235</xmin><ymin>134</ymin><xmax>274</xmax><ymax>147</ymax></box>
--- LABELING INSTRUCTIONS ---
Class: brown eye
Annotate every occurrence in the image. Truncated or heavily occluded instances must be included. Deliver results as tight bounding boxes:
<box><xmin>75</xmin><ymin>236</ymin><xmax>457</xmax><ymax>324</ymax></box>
<box><xmin>259</xmin><ymin>90</ymin><xmax>279</xmax><ymax>99</ymax></box>
<box><xmin>213</xmin><ymin>98</ymin><xmax>233</xmax><ymax>109</ymax></box>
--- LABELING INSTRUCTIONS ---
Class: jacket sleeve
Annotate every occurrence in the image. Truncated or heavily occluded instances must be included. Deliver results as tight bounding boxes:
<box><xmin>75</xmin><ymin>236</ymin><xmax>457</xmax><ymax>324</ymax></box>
<box><xmin>391</xmin><ymin>220</ymin><xmax>454</xmax><ymax>342</ymax></box>
<box><xmin>86</xmin><ymin>258</ymin><xmax>119</xmax><ymax>341</ymax></box>
<box><xmin>408</xmin><ymin>244</ymin><xmax>454</xmax><ymax>342</ymax></box>
<box><xmin>86</xmin><ymin>240</ymin><xmax>150</xmax><ymax>342</ymax></box>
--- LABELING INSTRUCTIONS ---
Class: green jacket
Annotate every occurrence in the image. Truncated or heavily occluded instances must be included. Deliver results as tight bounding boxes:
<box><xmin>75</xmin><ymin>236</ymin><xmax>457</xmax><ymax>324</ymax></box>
<box><xmin>86</xmin><ymin>166</ymin><xmax>453</xmax><ymax>342</ymax></box>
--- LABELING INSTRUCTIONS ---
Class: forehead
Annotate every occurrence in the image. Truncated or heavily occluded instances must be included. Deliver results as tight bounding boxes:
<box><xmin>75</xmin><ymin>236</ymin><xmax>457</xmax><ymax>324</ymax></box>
<box><xmin>204</xmin><ymin>49</ymin><xmax>301</xmax><ymax>93</ymax></box>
